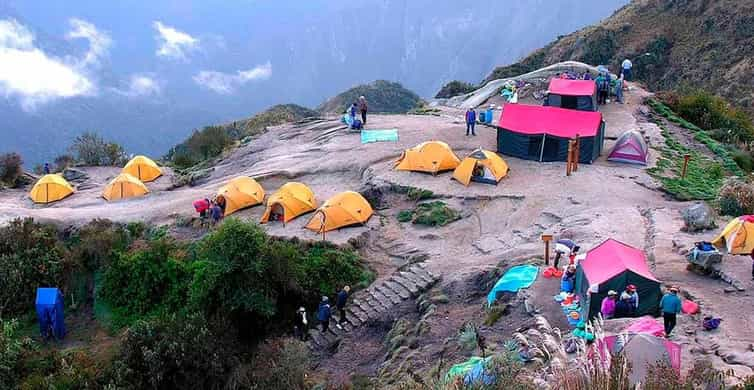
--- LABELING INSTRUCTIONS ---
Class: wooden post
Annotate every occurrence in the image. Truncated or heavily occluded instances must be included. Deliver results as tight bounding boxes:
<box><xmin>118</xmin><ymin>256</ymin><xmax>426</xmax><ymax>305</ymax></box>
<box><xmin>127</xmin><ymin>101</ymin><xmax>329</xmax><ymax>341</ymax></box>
<box><xmin>573</xmin><ymin>134</ymin><xmax>580</xmax><ymax>172</ymax></box>
<box><xmin>541</xmin><ymin>234</ymin><xmax>553</xmax><ymax>265</ymax></box>
<box><xmin>566</xmin><ymin>140</ymin><xmax>574</xmax><ymax>176</ymax></box>
<box><xmin>681</xmin><ymin>154</ymin><xmax>691</xmax><ymax>179</ymax></box>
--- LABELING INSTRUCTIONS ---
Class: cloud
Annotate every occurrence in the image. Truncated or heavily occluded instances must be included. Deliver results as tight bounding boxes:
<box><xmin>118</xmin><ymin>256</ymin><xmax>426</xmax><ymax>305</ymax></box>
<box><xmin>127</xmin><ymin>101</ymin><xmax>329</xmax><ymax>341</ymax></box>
<box><xmin>153</xmin><ymin>21</ymin><xmax>199</xmax><ymax>60</ymax></box>
<box><xmin>66</xmin><ymin>18</ymin><xmax>112</xmax><ymax>66</ymax></box>
<box><xmin>0</xmin><ymin>18</ymin><xmax>94</xmax><ymax>109</ymax></box>
<box><xmin>193</xmin><ymin>62</ymin><xmax>272</xmax><ymax>94</ymax></box>
<box><xmin>113</xmin><ymin>74</ymin><xmax>161</xmax><ymax>98</ymax></box>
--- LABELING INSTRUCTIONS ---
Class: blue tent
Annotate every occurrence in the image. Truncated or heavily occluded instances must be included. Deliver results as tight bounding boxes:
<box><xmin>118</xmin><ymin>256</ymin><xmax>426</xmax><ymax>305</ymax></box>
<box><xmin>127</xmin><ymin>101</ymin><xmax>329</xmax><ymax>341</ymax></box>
<box><xmin>35</xmin><ymin>288</ymin><xmax>65</xmax><ymax>340</ymax></box>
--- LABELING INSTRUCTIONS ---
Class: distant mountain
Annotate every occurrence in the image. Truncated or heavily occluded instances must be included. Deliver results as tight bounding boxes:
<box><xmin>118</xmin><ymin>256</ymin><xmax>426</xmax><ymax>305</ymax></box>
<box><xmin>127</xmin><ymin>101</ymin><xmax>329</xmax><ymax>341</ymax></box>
<box><xmin>318</xmin><ymin>81</ymin><xmax>421</xmax><ymax>114</ymax></box>
<box><xmin>484</xmin><ymin>0</ymin><xmax>754</xmax><ymax>113</ymax></box>
<box><xmin>1</xmin><ymin>0</ymin><xmax>628</xmax><ymax>165</ymax></box>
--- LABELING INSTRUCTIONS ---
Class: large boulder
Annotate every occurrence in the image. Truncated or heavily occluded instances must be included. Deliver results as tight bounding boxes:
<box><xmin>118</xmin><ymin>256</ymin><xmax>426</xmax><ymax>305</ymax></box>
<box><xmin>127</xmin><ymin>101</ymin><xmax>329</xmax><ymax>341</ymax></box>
<box><xmin>62</xmin><ymin>168</ymin><xmax>89</xmax><ymax>183</ymax></box>
<box><xmin>681</xmin><ymin>202</ymin><xmax>717</xmax><ymax>232</ymax></box>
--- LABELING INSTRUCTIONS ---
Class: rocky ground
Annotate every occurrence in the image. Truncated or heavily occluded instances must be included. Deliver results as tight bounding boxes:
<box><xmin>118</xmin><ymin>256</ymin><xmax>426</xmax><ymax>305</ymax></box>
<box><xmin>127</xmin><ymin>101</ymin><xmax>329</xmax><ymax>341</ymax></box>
<box><xmin>2</xmin><ymin>69</ymin><xmax>753</xmax><ymax>385</ymax></box>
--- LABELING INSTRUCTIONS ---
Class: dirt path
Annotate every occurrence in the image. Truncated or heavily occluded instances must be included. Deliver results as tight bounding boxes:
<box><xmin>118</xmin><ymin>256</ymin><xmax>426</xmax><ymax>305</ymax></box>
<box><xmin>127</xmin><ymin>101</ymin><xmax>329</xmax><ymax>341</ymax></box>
<box><xmin>2</xmin><ymin>79</ymin><xmax>753</xmax><ymax>381</ymax></box>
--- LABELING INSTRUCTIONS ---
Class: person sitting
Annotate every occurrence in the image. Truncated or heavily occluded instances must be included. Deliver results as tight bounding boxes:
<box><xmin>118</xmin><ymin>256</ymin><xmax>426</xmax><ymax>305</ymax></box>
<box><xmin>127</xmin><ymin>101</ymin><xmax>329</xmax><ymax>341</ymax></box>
<box><xmin>600</xmin><ymin>290</ymin><xmax>618</xmax><ymax>320</ymax></box>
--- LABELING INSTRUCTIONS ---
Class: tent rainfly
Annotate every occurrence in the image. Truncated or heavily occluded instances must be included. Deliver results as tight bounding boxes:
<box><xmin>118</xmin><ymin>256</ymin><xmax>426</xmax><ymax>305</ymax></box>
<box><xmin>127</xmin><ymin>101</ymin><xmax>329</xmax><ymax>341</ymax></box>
<box><xmin>608</xmin><ymin>131</ymin><xmax>648</xmax><ymax>165</ymax></box>
<box><xmin>596</xmin><ymin>333</ymin><xmax>681</xmax><ymax>385</ymax></box>
<box><xmin>497</xmin><ymin>104</ymin><xmax>605</xmax><ymax>163</ymax></box>
<box><xmin>260</xmin><ymin>182</ymin><xmax>317</xmax><ymax>224</ymax></box>
<box><xmin>544</xmin><ymin>78</ymin><xmax>598</xmax><ymax>111</ymax></box>
<box><xmin>122</xmin><ymin>155</ymin><xmax>162</xmax><ymax>182</ymax></box>
<box><xmin>29</xmin><ymin>174</ymin><xmax>75</xmax><ymax>204</ymax></box>
<box><xmin>394</xmin><ymin>141</ymin><xmax>460</xmax><ymax>174</ymax></box>
<box><xmin>575</xmin><ymin>239</ymin><xmax>662</xmax><ymax>319</ymax></box>
<box><xmin>102</xmin><ymin>173</ymin><xmax>149</xmax><ymax>201</ymax></box>
<box><xmin>452</xmin><ymin>149</ymin><xmax>509</xmax><ymax>186</ymax></box>
<box><xmin>217</xmin><ymin>176</ymin><xmax>265</xmax><ymax>216</ymax></box>
<box><xmin>305</xmin><ymin>191</ymin><xmax>373</xmax><ymax>232</ymax></box>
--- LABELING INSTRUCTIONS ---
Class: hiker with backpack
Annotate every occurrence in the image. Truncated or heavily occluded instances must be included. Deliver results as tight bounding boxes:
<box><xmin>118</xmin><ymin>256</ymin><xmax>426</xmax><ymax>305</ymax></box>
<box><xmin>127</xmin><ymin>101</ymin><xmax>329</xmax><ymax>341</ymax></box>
<box><xmin>614</xmin><ymin>73</ymin><xmax>625</xmax><ymax>104</ymax></box>
<box><xmin>621</xmin><ymin>58</ymin><xmax>633</xmax><ymax>81</ymax></box>
<box><xmin>596</xmin><ymin>73</ymin><xmax>610</xmax><ymax>105</ymax></box>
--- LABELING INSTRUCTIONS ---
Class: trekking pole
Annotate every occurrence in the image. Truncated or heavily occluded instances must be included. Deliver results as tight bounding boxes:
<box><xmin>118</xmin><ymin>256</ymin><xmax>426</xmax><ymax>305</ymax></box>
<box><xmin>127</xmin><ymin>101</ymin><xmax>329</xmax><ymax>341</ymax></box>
<box><xmin>681</xmin><ymin>154</ymin><xmax>691</xmax><ymax>179</ymax></box>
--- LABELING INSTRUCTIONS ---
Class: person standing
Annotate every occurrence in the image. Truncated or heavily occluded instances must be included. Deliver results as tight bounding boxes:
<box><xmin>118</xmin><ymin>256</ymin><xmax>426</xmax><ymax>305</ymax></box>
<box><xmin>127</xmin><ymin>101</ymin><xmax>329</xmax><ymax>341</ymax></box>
<box><xmin>293</xmin><ymin>307</ymin><xmax>308</xmax><ymax>341</ymax></box>
<box><xmin>750</xmin><ymin>248</ymin><xmax>754</xmax><ymax>280</ymax></box>
<box><xmin>210</xmin><ymin>201</ymin><xmax>223</xmax><ymax>225</ymax></box>
<box><xmin>600</xmin><ymin>290</ymin><xmax>618</xmax><ymax>319</ymax></box>
<box><xmin>465</xmin><ymin>108</ymin><xmax>476</xmax><ymax>136</ymax></box>
<box><xmin>621</xmin><ymin>58</ymin><xmax>633</xmax><ymax>81</ymax></box>
<box><xmin>659</xmin><ymin>286</ymin><xmax>682</xmax><ymax>336</ymax></box>
<box><xmin>621</xmin><ymin>285</ymin><xmax>639</xmax><ymax>316</ymax></box>
<box><xmin>317</xmin><ymin>296</ymin><xmax>331</xmax><ymax>333</ymax></box>
<box><xmin>349</xmin><ymin>103</ymin><xmax>358</xmax><ymax>127</ymax></box>
<box><xmin>614</xmin><ymin>73</ymin><xmax>624</xmax><ymax>104</ymax></box>
<box><xmin>335</xmin><ymin>285</ymin><xmax>351</xmax><ymax>329</ymax></box>
<box><xmin>596</xmin><ymin>73</ymin><xmax>609</xmax><ymax>105</ymax></box>
<box><xmin>43</xmin><ymin>162</ymin><xmax>51</xmax><ymax>174</ymax></box>
<box><xmin>358</xmin><ymin>96</ymin><xmax>368</xmax><ymax>125</ymax></box>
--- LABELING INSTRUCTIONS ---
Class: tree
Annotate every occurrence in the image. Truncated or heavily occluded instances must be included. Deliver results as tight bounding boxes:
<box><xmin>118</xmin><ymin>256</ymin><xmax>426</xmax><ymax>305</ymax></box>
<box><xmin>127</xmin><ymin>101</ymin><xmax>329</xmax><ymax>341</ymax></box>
<box><xmin>69</xmin><ymin>131</ymin><xmax>128</xmax><ymax>166</ymax></box>
<box><xmin>0</xmin><ymin>153</ymin><xmax>23</xmax><ymax>187</ymax></box>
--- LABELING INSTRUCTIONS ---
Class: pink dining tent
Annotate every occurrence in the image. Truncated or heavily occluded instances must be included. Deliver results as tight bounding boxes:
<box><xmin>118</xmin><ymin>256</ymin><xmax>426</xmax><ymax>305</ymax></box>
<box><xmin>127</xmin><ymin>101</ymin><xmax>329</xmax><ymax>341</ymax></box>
<box><xmin>608</xmin><ymin>130</ymin><xmax>648</xmax><ymax>165</ymax></box>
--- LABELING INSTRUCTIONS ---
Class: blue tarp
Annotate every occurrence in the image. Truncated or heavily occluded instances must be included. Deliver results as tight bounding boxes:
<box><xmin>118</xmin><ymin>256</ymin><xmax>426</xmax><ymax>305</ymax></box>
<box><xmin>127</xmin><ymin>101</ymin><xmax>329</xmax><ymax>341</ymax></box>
<box><xmin>361</xmin><ymin>129</ymin><xmax>399</xmax><ymax>144</ymax></box>
<box><xmin>464</xmin><ymin>358</ymin><xmax>496</xmax><ymax>385</ymax></box>
<box><xmin>36</xmin><ymin>288</ymin><xmax>65</xmax><ymax>340</ymax></box>
<box><xmin>487</xmin><ymin>264</ymin><xmax>539</xmax><ymax>306</ymax></box>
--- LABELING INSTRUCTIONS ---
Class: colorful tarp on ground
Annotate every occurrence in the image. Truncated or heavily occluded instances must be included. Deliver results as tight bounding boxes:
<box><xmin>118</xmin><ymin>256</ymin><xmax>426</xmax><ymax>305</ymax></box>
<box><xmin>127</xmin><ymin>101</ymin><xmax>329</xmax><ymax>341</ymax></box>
<box><xmin>487</xmin><ymin>264</ymin><xmax>539</xmax><ymax>306</ymax></box>
<box><xmin>624</xmin><ymin>316</ymin><xmax>665</xmax><ymax>337</ymax></box>
<box><xmin>361</xmin><ymin>129</ymin><xmax>399</xmax><ymax>144</ymax></box>
<box><xmin>445</xmin><ymin>356</ymin><xmax>490</xmax><ymax>383</ymax></box>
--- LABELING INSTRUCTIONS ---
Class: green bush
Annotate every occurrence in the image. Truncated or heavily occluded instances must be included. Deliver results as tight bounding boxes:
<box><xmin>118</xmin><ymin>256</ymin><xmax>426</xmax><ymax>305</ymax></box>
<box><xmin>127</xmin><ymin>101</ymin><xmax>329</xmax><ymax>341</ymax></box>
<box><xmin>66</xmin><ymin>219</ymin><xmax>133</xmax><ymax>272</ymax></box>
<box><xmin>732</xmin><ymin>149</ymin><xmax>754</xmax><ymax>172</ymax></box>
<box><xmin>1</xmin><ymin>319</ymin><xmax>35</xmax><ymax>389</ymax></box>
<box><xmin>0</xmin><ymin>152</ymin><xmax>23</xmax><ymax>187</ymax></box>
<box><xmin>168</xmin><ymin>126</ymin><xmax>233</xmax><ymax>169</ymax></box>
<box><xmin>99</xmin><ymin>238</ymin><xmax>190</xmax><ymax>325</ymax></box>
<box><xmin>435</xmin><ymin>80</ymin><xmax>476</xmax><ymax>99</ymax></box>
<box><xmin>69</xmin><ymin>132</ymin><xmax>128</xmax><ymax>166</ymax></box>
<box><xmin>299</xmin><ymin>244</ymin><xmax>372</xmax><ymax>294</ymax></box>
<box><xmin>397</xmin><ymin>210</ymin><xmax>414</xmax><ymax>223</ymax></box>
<box><xmin>670</xmin><ymin>90</ymin><xmax>754</xmax><ymax>144</ymax></box>
<box><xmin>0</xmin><ymin>218</ymin><xmax>65</xmax><ymax>317</ymax></box>
<box><xmin>107</xmin><ymin>313</ymin><xmax>238</xmax><ymax>389</ymax></box>
<box><xmin>411</xmin><ymin>202</ymin><xmax>461</xmax><ymax>226</ymax></box>
<box><xmin>406</xmin><ymin>187</ymin><xmax>434</xmax><ymax>201</ymax></box>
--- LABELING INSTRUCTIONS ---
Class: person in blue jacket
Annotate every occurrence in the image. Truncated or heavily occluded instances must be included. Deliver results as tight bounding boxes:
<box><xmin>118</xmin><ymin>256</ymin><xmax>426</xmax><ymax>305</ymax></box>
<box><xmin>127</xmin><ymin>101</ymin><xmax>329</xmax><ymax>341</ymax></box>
<box><xmin>465</xmin><ymin>108</ymin><xmax>477</xmax><ymax>136</ymax></box>
<box><xmin>659</xmin><ymin>286</ymin><xmax>682</xmax><ymax>336</ymax></box>
<box><xmin>335</xmin><ymin>285</ymin><xmax>351</xmax><ymax>329</ymax></box>
<box><xmin>317</xmin><ymin>296</ymin><xmax>331</xmax><ymax>333</ymax></box>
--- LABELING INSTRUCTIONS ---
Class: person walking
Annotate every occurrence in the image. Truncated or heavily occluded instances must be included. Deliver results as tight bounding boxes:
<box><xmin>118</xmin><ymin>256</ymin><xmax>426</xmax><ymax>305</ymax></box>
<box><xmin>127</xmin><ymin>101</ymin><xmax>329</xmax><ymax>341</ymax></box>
<box><xmin>293</xmin><ymin>307</ymin><xmax>308</xmax><ymax>341</ymax></box>
<box><xmin>465</xmin><ymin>108</ymin><xmax>476</xmax><ymax>136</ymax></box>
<box><xmin>621</xmin><ymin>58</ymin><xmax>633</xmax><ymax>81</ymax></box>
<box><xmin>317</xmin><ymin>296</ymin><xmax>331</xmax><ymax>333</ymax></box>
<box><xmin>335</xmin><ymin>285</ymin><xmax>351</xmax><ymax>329</ymax></box>
<box><xmin>659</xmin><ymin>286</ymin><xmax>682</xmax><ymax>336</ymax></box>
<box><xmin>358</xmin><ymin>96</ymin><xmax>368</xmax><ymax>125</ymax></box>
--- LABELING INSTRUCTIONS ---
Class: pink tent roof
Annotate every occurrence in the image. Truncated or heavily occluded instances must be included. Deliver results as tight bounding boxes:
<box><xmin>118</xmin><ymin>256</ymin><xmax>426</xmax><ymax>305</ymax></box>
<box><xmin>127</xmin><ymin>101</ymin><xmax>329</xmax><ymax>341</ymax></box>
<box><xmin>548</xmin><ymin>79</ymin><xmax>597</xmax><ymax>96</ymax></box>
<box><xmin>498</xmin><ymin>104</ymin><xmax>603</xmax><ymax>138</ymax></box>
<box><xmin>581</xmin><ymin>239</ymin><xmax>659</xmax><ymax>284</ymax></box>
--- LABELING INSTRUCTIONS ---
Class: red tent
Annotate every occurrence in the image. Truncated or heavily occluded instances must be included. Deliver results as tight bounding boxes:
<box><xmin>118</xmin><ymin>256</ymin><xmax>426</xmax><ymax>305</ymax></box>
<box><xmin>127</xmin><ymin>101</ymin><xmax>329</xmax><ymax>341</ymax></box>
<box><xmin>497</xmin><ymin>104</ymin><xmax>605</xmax><ymax>163</ymax></box>
<box><xmin>545</xmin><ymin>79</ymin><xmax>598</xmax><ymax>111</ymax></box>
<box><xmin>548</xmin><ymin>79</ymin><xmax>597</xmax><ymax>96</ymax></box>
<box><xmin>498</xmin><ymin>104</ymin><xmax>602</xmax><ymax>138</ymax></box>
<box><xmin>575</xmin><ymin>239</ymin><xmax>662</xmax><ymax>318</ymax></box>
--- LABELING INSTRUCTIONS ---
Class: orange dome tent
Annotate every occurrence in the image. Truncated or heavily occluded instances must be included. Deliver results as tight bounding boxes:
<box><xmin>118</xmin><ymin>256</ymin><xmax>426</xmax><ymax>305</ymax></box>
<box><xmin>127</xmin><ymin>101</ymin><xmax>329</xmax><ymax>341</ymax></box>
<box><xmin>260</xmin><ymin>182</ymin><xmax>316</xmax><ymax>224</ymax></box>
<box><xmin>122</xmin><ymin>155</ymin><xmax>162</xmax><ymax>182</ymax></box>
<box><xmin>452</xmin><ymin>148</ymin><xmax>509</xmax><ymax>186</ymax></box>
<box><xmin>102</xmin><ymin>173</ymin><xmax>149</xmax><ymax>201</ymax></box>
<box><xmin>394</xmin><ymin>141</ymin><xmax>460</xmax><ymax>174</ymax></box>
<box><xmin>217</xmin><ymin>176</ymin><xmax>265</xmax><ymax>216</ymax></box>
<box><xmin>305</xmin><ymin>191</ymin><xmax>373</xmax><ymax>233</ymax></box>
<box><xmin>712</xmin><ymin>215</ymin><xmax>754</xmax><ymax>255</ymax></box>
<box><xmin>29</xmin><ymin>174</ymin><xmax>75</xmax><ymax>204</ymax></box>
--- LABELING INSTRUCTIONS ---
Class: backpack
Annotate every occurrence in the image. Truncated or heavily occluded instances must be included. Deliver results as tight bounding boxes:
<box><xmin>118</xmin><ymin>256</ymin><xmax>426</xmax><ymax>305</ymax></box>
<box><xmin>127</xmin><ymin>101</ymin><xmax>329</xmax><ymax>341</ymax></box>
<box><xmin>598</xmin><ymin>77</ymin><xmax>610</xmax><ymax>91</ymax></box>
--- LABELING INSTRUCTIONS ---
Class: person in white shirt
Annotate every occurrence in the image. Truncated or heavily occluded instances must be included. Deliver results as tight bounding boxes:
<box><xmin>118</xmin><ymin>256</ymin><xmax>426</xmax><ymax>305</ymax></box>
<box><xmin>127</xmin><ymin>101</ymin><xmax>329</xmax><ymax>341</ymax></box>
<box><xmin>621</xmin><ymin>58</ymin><xmax>633</xmax><ymax>81</ymax></box>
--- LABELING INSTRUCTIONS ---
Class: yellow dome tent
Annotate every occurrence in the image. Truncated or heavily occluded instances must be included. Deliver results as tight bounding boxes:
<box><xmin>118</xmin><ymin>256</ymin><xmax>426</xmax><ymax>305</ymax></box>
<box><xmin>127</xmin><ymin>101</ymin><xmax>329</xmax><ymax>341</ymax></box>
<box><xmin>260</xmin><ymin>182</ymin><xmax>317</xmax><ymax>224</ymax></box>
<box><xmin>122</xmin><ymin>155</ymin><xmax>162</xmax><ymax>182</ymax></box>
<box><xmin>305</xmin><ymin>191</ymin><xmax>373</xmax><ymax>233</ymax></box>
<box><xmin>29</xmin><ymin>174</ymin><xmax>75</xmax><ymax>204</ymax></box>
<box><xmin>712</xmin><ymin>215</ymin><xmax>754</xmax><ymax>254</ymax></box>
<box><xmin>394</xmin><ymin>141</ymin><xmax>460</xmax><ymax>174</ymax></box>
<box><xmin>217</xmin><ymin>176</ymin><xmax>265</xmax><ymax>216</ymax></box>
<box><xmin>102</xmin><ymin>173</ymin><xmax>149</xmax><ymax>201</ymax></box>
<box><xmin>452</xmin><ymin>149</ymin><xmax>509</xmax><ymax>186</ymax></box>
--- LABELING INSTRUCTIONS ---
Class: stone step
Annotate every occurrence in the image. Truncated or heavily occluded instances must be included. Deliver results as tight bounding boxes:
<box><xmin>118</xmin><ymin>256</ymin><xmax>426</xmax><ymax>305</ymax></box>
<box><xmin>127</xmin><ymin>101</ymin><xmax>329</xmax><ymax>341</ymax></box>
<box><xmin>384</xmin><ymin>280</ymin><xmax>412</xmax><ymax>300</ymax></box>
<box><xmin>345</xmin><ymin>309</ymin><xmax>364</xmax><ymax>327</ymax></box>
<box><xmin>408</xmin><ymin>266</ymin><xmax>436</xmax><ymax>284</ymax></box>
<box><xmin>375</xmin><ymin>284</ymin><xmax>403</xmax><ymax>305</ymax></box>
<box><xmin>392</xmin><ymin>275</ymin><xmax>420</xmax><ymax>296</ymax></box>
<box><xmin>368</xmin><ymin>289</ymin><xmax>394</xmax><ymax>311</ymax></box>
<box><xmin>398</xmin><ymin>271</ymin><xmax>426</xmax><ymax>288</ymax></box>
<box><xmin>363</xmin><ymin>294</ymin><xmax>388</xmax><ymax>313</ymax></box>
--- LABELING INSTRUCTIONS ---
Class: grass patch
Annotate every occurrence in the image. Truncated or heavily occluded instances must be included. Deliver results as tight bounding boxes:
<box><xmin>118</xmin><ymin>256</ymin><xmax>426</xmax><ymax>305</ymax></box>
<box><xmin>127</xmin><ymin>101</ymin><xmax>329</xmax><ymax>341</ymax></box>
<box><xmin>406</xmin><ymin>187</ymin><xmax>434</xmax><ymax>201</ymax></box>
<box><xmin>397</xmin><ymin>201</ymin><xmax>461</xmax><ymax>227</ymax></box>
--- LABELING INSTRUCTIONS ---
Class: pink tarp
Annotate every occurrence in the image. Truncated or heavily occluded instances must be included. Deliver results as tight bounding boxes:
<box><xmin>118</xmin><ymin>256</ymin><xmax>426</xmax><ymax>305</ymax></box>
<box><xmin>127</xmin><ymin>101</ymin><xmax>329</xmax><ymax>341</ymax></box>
<box><xmin>548</xmin><ymin>78</ymin><xmax>597</xmax><ymax>97</ymax></box>
<box><xmin>624</xmin><ymin>316</ymin><xmax>665</xmax><ymax>337</ymax></box>
<box><xmin>580</xmin><ymin>239</ymin><xmax>660</xmax><ymax>285</ymax></box>
<box><xmin>498</xmin><ymin>104</ymin><xmax>603</xmax><ymax>138</ymax></box>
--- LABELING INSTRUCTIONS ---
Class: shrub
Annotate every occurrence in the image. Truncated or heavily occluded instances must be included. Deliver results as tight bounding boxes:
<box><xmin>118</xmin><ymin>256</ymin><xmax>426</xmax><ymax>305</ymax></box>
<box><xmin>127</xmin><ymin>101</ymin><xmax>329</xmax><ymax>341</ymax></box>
<box><xmin>242</xmin><ymin>338</ymin><xmax>310</xmax><ymax>390</ymax></box>
<box><xmin>668</xmin><ymin>90</ymin><xmax>754</xmax><ymax>145</ymax></box>
<box><xmin>0</xmin><ymin>218</ymin><xmax>65</xmax><ymax>317</ymax></box>
<box><xmin>406</xmin><ymin>187</ymin><xmax>434</xmax><ymax>201</ymax></box>
<box><xmin>0</xmin><ymin>152</ymin><xmax>23</xmax><ymax>187</ymax></box>
<box><xmin>1</xmin><ymin>319</ymin><xmax>35</xmax><ymax>389</ymax></box>
<box><xmin>66</xmin><ymin>219</ymin><xmax>133</xmax><ymax>272</ymax></box>
<box><xmin>731</xmin><ymin>149</ymin><xmax>754</xmax><ymax>172</ymax></box>
<box><xmin>167</xmin><ymin>126</ymin><xmax>233</xmax><ymax>169</ymax></box>
<box><xmin>299</xmin><ymin>243</ymin><xmax>372</xmax><ymax>294</ymax></box>
<box><xmin>107</xmin><ymin>313</ymin><xmax>238</xmax><ymax>389</ymax></box>
<box><xmin>99</xmin><ymin>238</ymin><xmax>190</xmax><ymax>325</ymax></box>
<box><xmin>69</xmin><ymin>132</ymin><xmax>127</xmax><ymax>166</ymax></box>
<box><xmin>397</xmin><ymin>210</ymin><xmax>414</xmax><ymax>223</ymax></box>
<box><xmin>53</xmin><ymin>154</ymin><xmax>75</xmax><ymax>172</ymax></box>
<box><xmin>435</xmin><ymin>80</ymin><xmax>476</xmax><ymax>99</ymax></box>
<box><xmin>411</xmin><ymin>202</ymin><xmax>461</xmax><ymax>226</ymax></box>
<box><xmin>718</xmin><ymin>178</ymin><xmax>754</xmax><ymax>216</ymax></box>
